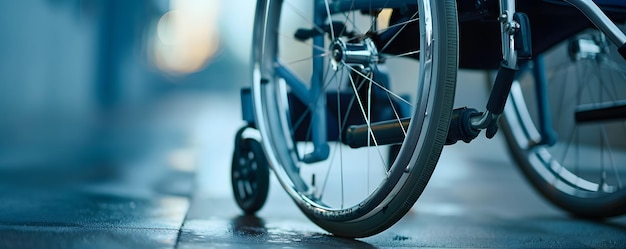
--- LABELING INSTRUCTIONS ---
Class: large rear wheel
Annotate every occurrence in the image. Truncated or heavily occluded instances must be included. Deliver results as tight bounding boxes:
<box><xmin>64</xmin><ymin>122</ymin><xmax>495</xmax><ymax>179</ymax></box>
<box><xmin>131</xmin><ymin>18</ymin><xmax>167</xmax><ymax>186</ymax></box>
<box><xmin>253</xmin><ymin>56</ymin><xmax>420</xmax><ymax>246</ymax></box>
<box><xmin>251</xmin><ymin>0</ymin><xmax>458</xmax><ymax>237</ymax></box>
<box><xmin>501</xmin><ymin>29</ymin><xmax>626</xmax><ymax>218</ymax></box>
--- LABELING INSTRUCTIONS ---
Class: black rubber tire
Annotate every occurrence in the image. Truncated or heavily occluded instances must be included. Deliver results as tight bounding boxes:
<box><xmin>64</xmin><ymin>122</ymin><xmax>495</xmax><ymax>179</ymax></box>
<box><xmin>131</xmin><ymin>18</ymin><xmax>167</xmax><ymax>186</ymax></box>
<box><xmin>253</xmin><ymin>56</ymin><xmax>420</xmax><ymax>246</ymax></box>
<box><xmin>231</xmin><ymin>138</ymin><xmax>270</xmax><ymax>214</ymax></box>
<box><xmin>299</xmin><ymin>0</ymin><xmax>458</xmax><ymax>237</ymax></box>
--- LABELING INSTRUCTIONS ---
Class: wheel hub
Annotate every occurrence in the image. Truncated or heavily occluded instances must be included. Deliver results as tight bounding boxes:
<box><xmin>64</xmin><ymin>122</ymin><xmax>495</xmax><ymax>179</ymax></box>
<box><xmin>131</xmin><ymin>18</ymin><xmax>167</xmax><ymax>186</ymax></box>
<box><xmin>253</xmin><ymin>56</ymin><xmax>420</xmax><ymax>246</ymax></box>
<box><xmin>330</xmin><ymin>38</ymin><xmax>379</xmax><ymax>71</ymax></box>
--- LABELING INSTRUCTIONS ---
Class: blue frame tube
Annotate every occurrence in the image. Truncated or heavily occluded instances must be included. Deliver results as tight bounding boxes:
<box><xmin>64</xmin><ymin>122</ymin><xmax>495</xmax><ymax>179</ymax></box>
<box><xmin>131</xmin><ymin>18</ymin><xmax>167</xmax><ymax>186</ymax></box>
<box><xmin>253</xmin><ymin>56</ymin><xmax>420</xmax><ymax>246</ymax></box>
<box><xmin>303</xmin><ymin>2</ymin><xmax>330</xmax><ymax>163</ymax></box>
<box><xmin>531</xmin><ymin>56</ymin><xmax>558</xmax><ymax>146</ymax></box>
<box><xmin>275</xmin><ymin>61</ymin><xmax>312</xmax><ymax>105</ymax></box>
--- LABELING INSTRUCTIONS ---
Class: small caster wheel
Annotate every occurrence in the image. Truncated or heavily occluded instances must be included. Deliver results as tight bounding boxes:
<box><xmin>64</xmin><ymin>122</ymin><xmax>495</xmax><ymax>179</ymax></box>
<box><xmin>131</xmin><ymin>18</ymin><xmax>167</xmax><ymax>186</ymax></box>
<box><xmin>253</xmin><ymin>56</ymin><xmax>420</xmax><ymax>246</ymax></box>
<box><xmin>231</xmin><ymin>127</ymin><xmax>269</xmax><ymax>214</ymax></box>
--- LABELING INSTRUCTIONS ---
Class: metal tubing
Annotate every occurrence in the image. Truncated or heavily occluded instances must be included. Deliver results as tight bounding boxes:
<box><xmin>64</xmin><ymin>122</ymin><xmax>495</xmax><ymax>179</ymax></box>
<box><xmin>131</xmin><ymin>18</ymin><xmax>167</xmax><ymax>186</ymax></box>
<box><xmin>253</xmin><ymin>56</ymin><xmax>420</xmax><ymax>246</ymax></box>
<box><xmin>531</xmin><ymin>57</ymin><xmax>558</xmax><ymax>146</ymax></box>
<box><xmin>470</xmin><ymin>111</ymin><xmax>498</xmax><ymax>130</ymax></box>
<box><xmin>563</xmin><ymin>0</ymin><xmax>626</xmax><ymax>47</ymax></box>
<box><xmin>499</xmin><ymin>0</ymin><xmax>518</xmax><ymax>69</ymax></box>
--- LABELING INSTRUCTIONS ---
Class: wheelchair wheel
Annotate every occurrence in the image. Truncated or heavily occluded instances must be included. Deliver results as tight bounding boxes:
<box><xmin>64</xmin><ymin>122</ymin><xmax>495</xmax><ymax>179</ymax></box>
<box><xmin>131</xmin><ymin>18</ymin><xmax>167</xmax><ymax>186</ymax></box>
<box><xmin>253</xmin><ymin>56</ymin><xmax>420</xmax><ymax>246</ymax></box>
<box><xmin>231</xmin><ymin>128</ymin><xmax>270</xmax><ymax>214</ymax></box>
<box><xmin>251</xmin><ymin>0</ymin><xmax>458</xmax><ymax>237</ymax></box>
<box><xmin>501</xmin><ymin>29</ymin><xmax>626</xmax><ymax>218</ymax></box>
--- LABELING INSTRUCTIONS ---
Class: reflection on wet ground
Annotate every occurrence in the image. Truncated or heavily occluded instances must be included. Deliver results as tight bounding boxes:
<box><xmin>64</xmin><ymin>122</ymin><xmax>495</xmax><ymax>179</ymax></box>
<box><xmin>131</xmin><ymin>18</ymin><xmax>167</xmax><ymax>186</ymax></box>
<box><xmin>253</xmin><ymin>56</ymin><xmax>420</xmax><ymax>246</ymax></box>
<box><xmin>179</xmin><ymin>215</ymin><xmax>378</xmax><ymax>249</ymax></box>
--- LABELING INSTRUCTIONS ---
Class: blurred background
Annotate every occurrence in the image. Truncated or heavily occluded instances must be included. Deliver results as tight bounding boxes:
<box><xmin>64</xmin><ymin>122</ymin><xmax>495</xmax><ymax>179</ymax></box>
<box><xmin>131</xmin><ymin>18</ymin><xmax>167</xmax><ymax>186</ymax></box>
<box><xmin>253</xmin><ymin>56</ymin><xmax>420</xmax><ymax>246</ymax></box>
<box><xmin>0</xmin><ymin>0</ymin><xmax>260</xmax><ymax>198</ymax></box>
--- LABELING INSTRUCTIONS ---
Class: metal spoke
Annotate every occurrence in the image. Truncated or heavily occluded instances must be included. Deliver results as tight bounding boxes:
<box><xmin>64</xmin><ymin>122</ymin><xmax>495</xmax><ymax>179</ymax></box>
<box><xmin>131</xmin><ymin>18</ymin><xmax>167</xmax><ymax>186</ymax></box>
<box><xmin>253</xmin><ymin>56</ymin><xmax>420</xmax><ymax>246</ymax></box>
<box><xmin>323</xmin><ymin>0</ymin><xmax>336</xmax><ymax>41</ymax></box>
<box><xmin>382</xmin><ymin>50</ymin><xmax>421</xmax><ymax>60</ymax></box>
<box><xmin>380</xmin><ymin>12</ymin><xmax>419</xmax><ymax>53</ymax></box>
<box><xmin>347</xmin><ymin>63</ymin><xmax>413</xmax><ymax>107</ymax></box>
<box><xmin>290</xmin><ymin>65</ymin><xmax>340</xmax><ymax>156</ymax></box>
<box><xmin>374</xmin><ymin>16</ymin><xmax>419</xmax><ymax>35</ymax></box>
<box><xmin>600</xmin><ymin>126</ymin><xmax>622</xmax><ymax>190</ymax></box>
<box><xmin>346</xmin><ymin>64</ymin><xmax>390</xmax><ymax>174</ymax></box>
<box><xmin>316</xmin><ymin>64</ymin><xmax>348</xmax><ymax>201</ymax></box>
<box><xmin>285</xmin><ymin>1</ymin><xmax>326</xmax><ymax>35</ymax></box>
<box><xmin>283</xmin><ymin>53</ymin><xmax>329</xmax><ymax>66</ymax></box>
<box><xmin>337</xmin><ymin>1</ymin><xmax>364</xmax><ymax>36</ymax></box>
<box><xmin>388</xmin><ymin>93</ymin><xmax>407</xmax><ymax>137</ymax></box>
<box><xmin>278</xmin><ymin>32</ymin><xmax>327</xmax><ymax>52</ymax></box>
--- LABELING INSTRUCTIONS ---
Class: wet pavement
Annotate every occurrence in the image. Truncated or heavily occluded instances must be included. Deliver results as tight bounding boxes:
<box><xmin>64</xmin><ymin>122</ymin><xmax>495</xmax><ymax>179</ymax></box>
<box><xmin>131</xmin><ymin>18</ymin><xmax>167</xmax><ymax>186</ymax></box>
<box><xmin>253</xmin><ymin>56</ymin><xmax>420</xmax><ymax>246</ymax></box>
<box><xmin>1</xmin><ymin>70</ymin><xmax>626</xmax><ymax>248</ymax></box>
<box><xmin>179</xmin><ymin>135</ymin><xmax>626</xmax><ymax>249</ymax></box>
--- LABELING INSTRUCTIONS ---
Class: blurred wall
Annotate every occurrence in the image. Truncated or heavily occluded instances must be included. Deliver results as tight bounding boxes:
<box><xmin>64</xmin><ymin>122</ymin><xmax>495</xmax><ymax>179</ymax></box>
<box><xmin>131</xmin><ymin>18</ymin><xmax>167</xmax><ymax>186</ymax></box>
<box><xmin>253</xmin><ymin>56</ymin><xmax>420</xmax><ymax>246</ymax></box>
<box><xmin>0</xmin><ymin>0</ymin><xmax>256</xmax><ymax>167</ymax></box>
<box><xmin>0</xmin><ymin>0</ymin><xmax>96</xmax><ymax>116</ymax></box>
